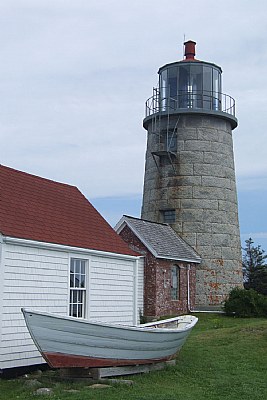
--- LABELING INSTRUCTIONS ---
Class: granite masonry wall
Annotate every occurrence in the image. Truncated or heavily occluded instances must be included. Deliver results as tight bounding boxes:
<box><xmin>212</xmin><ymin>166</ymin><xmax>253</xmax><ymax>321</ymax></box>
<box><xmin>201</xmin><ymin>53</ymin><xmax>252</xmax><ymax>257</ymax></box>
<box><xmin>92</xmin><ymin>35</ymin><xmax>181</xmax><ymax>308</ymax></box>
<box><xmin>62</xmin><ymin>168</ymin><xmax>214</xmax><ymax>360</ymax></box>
<box><xmin>141</xmin><ymin>114</ymin><xmax>243</xmax><ymax>310</ymax></box>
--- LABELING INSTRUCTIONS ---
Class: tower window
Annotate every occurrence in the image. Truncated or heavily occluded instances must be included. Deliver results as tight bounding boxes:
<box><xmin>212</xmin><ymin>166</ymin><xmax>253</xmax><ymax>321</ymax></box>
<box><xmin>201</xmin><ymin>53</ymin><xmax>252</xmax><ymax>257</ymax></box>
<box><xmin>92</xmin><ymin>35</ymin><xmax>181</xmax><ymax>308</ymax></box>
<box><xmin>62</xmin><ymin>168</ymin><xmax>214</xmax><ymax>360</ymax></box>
<box><xmin>171</xmin><ymin>265</ymin><xmax>180</xmax><ymax>300</ymax></box>
<box><xmin>161</xmin><ymin>209</ymin><xmax>175</xmax><ymax>223</ymax></box>
<box><xmin>166</xmin><ymin>133</ymin><xmax>177</xmax><ymax>152</ymax></box>
<box><xmin>160</xmin><ymin>130</ymin><xmax>177</xmax><ymax>152</ymax></box>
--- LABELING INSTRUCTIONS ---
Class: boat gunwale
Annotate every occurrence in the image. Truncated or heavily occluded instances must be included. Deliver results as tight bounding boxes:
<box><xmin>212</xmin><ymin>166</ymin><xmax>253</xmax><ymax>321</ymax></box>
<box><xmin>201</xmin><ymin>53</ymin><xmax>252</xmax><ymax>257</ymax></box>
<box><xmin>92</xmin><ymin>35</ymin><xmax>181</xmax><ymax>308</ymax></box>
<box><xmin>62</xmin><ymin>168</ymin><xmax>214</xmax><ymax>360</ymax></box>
<box><xmin>21</xmin><ymin>308</ymin><xmax>198</xmax><ymax>333</ymax></box>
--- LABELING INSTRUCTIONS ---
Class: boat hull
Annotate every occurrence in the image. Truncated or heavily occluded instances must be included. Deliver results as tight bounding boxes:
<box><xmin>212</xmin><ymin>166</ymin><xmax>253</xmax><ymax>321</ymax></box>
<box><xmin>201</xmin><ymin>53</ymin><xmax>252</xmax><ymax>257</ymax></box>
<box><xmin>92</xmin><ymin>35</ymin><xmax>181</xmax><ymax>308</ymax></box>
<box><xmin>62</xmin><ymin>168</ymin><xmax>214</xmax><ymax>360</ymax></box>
<box><xmin>42</xmin><ymin>352</ymin><xmax>174</xmax><ymax>368</ymax></box>
<box><xmin>22</xmin><ymin>309</ymin><xmax>197</xmax><ymax>368</ymax></box>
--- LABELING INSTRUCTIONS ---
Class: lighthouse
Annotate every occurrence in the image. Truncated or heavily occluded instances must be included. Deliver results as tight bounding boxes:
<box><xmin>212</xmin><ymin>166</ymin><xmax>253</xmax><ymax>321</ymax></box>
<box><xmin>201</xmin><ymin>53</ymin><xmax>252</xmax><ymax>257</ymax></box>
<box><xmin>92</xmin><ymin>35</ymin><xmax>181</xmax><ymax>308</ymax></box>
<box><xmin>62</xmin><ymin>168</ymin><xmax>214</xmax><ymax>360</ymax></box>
<box><xmin>141</xmin><ymin>41</ymin><xmax>243</xmax><ymax>310</ymax></box>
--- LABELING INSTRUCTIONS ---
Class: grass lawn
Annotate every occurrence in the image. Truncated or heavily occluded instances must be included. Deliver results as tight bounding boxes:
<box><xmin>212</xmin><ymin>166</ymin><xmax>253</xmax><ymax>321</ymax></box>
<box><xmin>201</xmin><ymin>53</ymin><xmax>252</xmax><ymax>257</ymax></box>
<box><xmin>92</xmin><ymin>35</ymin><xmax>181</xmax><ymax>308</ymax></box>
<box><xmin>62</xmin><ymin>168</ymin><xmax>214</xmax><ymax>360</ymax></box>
<box><xmin>0</xmin><ymin>313</ymin><xmax>266</xmax><ymax>399</ymax></box>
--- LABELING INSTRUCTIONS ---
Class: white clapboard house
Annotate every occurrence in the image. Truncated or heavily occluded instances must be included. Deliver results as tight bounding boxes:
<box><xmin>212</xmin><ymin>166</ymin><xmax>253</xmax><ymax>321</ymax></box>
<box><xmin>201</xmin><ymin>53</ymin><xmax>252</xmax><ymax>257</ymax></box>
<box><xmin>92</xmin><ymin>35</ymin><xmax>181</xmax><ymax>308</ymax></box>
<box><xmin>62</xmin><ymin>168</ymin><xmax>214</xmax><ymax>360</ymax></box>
<box><xmin>0</xmin><ymin>165</ymin><xmax>144</xmax><ymax>371</ymax></box>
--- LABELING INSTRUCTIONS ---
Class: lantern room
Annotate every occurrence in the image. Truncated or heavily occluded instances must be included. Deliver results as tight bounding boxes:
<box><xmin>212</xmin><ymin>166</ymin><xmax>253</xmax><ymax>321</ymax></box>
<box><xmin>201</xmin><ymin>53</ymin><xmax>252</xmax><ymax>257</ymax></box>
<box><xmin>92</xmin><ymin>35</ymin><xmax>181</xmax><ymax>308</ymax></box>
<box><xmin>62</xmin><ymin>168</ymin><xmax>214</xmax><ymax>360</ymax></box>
<box><xmin>159</xmin><ymin>41</ymin><xmax>222</xmax><ymax>111</ymax></box>
<box><xmin>144</xmin><ymin>40</ymin><xmax>237</xmax><ymax>129</ymax></box>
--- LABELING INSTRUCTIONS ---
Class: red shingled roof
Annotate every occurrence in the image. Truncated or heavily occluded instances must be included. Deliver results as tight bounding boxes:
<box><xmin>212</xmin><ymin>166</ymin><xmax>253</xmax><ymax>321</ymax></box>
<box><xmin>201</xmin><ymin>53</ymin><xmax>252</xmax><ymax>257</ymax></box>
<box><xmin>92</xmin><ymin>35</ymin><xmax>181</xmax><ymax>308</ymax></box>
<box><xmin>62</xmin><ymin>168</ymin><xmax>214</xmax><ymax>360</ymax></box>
<box><xmin>0</xmin><ymin>165</ymin><xmax>137</xmax><ymax>256</ymax></box>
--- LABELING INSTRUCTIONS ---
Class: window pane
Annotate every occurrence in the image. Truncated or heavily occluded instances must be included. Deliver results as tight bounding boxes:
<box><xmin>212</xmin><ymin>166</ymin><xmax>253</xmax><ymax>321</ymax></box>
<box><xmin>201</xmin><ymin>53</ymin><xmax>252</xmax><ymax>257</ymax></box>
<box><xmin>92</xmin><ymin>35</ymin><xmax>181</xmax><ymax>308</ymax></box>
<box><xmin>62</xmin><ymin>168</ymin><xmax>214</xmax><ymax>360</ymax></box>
<box><xmin>203</xmin><ymin>66</ymin><xmax>212</xmax><ymax>110</ymax></box>
<box><xmin>172</xmin><ymin>269</ymin><xmax>177</xmax><ymax>288</ymax></box>
<box><xmin>171</xmin><ymin>266</ymin><xmax>180</xmax><ymax>300</ymax></box>
<box><xmin>78</xmin><ymin>305</ymin><xmax>82</xmax><ymax>318</ymax></box>
<box><xmin>80</xmin><ymin>274</ymin><xmax>85</xmax><ymax>288</ymax></box>
<box><xmin>75</xmin><ymin>260</ymin><xmax>81</xmax><ymax>274</ymax></box>
<box><xmin>212</xmin><ymin>68</ymin><xmax>221</xmax><ymax>110</ymax></box>
<box><xmin>81</xmin><ymin>262</ymin><xmax>85</xmax><ymax>275</ymax></box>
<box><xmin>190</xmin><ymin>65</ymin><xmax>202</xmax><ymax>108</ymax></box>
<box><xmin>168</xmin><ymin>67</ymin><xmax>177</xmax><ymax>109</ymax></box>
<box><xmin>70</xmin><ymin>259</ymin><xmax>75</xmax><ymax>274</ymax></box>
<box><xmin>69</xmin><ymin>304</ymin><xmax>73</xmax><ymax>317</ymax></box>
<box><xmin>74</xmin><ymin>275</ymin><xmax>80</xmax><ymax>288</ymax></box>
<box><xmin>73</xmin><ymin>304</ymin><xmax>78</xmax><ymax>318</ymax></box>
<box><xmin>70</xmin><ymin>273</ymin><xmax>74</xmax><ymax>288</ymax></box>
<box><xmin>160</xmin><ymin>69</ymin><xmax>168</xmax><ymax>111</ymax></box>
<box><xmin>162</xmin><ymin>209</ymin><xmax>175</xmax><ymax>223</ymax></box>
<box><xmin>203</xmin><ymin>66</ymin><xmax>212</xmax><ymax>92</ymax></box>
<box><xmin>178</xmin><ymin>65</ymin><xmax>190</xmax><ymax>108</ymax></box>
<box><xmin>161</xmin><ymin>130</ymin><xmax>177</xmax><ymax>152</ymax></box>
<box><xmin>178</xmin><ymin>65</ymin><xmax>190</xmax><ymax>92</ymax></box>
<box><xmin>167</xmin><ymin>133</ymin><xmax>177</xmax><ymax>152</ymax></box>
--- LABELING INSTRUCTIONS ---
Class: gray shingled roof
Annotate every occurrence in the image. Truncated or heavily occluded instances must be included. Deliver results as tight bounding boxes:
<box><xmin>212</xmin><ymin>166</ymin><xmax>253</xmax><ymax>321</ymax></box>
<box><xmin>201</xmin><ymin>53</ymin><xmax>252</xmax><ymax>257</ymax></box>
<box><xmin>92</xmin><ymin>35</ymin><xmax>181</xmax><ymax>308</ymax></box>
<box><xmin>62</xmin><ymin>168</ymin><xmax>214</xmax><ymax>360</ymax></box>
<box><xmin>118</xmin><ymin>216</ymin><xmax>201</xmax><ymax>263</ymax></box>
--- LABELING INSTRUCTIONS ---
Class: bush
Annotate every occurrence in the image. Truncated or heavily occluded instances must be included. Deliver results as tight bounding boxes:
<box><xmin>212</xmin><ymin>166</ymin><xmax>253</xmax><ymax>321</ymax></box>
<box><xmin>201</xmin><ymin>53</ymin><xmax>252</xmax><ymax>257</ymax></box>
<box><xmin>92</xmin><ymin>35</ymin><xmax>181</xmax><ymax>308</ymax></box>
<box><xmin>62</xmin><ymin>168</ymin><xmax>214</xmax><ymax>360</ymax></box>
<box><xmin>224</xmin><ymin>287</ymin><xmax>267</xmax><ymax>317</ymax></box>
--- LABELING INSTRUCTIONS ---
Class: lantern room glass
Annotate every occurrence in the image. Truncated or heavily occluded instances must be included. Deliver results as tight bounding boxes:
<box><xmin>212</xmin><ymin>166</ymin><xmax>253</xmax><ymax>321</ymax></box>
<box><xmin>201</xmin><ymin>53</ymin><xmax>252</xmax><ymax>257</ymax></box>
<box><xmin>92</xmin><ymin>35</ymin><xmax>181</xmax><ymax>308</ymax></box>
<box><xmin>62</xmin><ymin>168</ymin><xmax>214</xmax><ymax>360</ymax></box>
<box><xmin>159</xmin><ymin>62</ymin><xmax>222</xmax><ymax>112</ymax></box>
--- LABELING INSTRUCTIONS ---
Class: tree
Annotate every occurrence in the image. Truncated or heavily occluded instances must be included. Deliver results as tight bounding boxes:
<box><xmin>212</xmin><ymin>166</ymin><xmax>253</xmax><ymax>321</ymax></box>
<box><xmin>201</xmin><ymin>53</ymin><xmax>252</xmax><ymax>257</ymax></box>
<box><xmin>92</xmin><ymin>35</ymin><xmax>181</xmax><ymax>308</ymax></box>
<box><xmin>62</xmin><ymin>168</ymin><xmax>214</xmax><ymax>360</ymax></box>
<box><xmin>224</xmin><ymin>287</ymin><xmax>267</xmax><ymax>317</ymax></box>
<box><xmin>243</xmin><ymin>238</ymin><xmax>267</xmax><ymax>295</ymax></box>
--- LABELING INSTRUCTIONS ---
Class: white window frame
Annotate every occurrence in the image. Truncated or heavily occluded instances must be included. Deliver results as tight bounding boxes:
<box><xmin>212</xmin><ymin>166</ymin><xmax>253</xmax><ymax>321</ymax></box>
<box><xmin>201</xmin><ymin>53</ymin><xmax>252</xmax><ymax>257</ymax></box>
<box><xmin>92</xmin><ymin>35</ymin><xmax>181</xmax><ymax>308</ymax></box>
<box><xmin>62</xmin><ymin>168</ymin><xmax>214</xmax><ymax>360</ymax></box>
<box><xmin>69</xmin><ymin>258</ymin><xmax>87</xmax><ymax>318</ymax></box>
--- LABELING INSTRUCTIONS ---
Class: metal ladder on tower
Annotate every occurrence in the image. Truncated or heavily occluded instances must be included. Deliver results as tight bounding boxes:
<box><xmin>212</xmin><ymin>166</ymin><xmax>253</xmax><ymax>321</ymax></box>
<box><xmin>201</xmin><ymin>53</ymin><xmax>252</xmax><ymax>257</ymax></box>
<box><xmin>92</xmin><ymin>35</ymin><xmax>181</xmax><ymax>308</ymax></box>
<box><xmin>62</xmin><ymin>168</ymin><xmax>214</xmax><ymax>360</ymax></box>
<box><xmin>151</xmin><ymin>87</ymin><xmax>179</xmax><ymax>174</ymax></box>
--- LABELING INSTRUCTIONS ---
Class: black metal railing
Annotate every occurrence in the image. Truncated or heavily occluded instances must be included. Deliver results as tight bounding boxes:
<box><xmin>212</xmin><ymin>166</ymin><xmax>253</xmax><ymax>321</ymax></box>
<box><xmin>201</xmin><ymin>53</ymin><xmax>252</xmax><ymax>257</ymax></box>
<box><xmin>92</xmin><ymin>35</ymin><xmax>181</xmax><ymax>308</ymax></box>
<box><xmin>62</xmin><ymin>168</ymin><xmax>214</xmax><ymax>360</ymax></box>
<box><xmin>145</xmin><ymin>89</ymin><xmax>235</xmax><ymax>118</ymax></box>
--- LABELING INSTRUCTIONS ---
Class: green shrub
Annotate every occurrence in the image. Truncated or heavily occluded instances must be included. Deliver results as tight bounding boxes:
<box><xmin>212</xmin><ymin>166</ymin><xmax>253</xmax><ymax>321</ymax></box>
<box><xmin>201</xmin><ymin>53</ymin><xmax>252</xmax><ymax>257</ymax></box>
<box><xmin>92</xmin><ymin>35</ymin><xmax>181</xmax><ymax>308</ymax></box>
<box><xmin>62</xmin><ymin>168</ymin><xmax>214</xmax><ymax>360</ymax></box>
<box><xmin>224</xmin><ymin>287</ymin><xmax>267</xmax><ymax>317</ymax></box>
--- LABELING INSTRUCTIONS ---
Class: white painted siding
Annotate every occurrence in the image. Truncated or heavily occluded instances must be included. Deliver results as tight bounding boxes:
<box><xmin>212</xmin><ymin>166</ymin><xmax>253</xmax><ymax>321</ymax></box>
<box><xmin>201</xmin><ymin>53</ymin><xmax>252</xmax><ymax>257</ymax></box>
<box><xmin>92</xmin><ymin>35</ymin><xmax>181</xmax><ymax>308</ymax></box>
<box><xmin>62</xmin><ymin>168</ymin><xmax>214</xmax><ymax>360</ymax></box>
<box><xmin>89</xmin><ymin>256</ymin><xmax>135</xmax><ymax>324</ymax></box>
<box><xmin>0</xmin><ymin>239</ymin><xmax>142</xmax><ymax>370</ymax></box>
<box><xmin>137</xmin><ymin>257</ymin><xmax>144</xmax><ymax>322</ymax></box>
<box><xmin>0</xmin><ymin>243</ymin><xmax>69</xmax><ymax>369</ymax></box>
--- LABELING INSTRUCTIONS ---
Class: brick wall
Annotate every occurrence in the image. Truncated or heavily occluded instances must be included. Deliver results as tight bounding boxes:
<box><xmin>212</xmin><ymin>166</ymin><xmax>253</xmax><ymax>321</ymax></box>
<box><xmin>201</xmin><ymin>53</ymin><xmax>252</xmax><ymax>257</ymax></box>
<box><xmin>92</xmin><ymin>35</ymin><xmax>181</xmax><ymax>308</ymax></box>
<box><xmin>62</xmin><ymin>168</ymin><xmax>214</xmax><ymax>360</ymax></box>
<box><xmin>119</xmin><ymin>225</ymin><xmax>196</xmax><ymax>318</ymax></box>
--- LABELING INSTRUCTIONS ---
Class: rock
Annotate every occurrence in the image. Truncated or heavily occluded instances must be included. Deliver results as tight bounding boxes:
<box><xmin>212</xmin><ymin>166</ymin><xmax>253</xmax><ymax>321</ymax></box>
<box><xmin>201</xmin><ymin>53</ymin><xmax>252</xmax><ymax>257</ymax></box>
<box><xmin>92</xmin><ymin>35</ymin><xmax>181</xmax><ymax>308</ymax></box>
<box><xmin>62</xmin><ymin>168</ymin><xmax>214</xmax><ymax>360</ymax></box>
<box><xmin>108</xmin><ymin>379</ymin><xmax>134</xmax><ymax>386</ymax></box>
<box><xmin>35</xmin><ymin>387</ymin><xmax>54</xmax><ymax>396</ymax></box>
<box><xmin>24</xmin><ymin>379</ymin><xmax>42</xmax><ymax>388</ymax></box>
<box><xmin>34</xmin><ymin>370</ymin><xmax>43</xmax><ymax>377</ymax></box>
<box><xmin>88</xmin><ymin>383</ymin><xmax>112</xmax><ymax>389</ymax></box>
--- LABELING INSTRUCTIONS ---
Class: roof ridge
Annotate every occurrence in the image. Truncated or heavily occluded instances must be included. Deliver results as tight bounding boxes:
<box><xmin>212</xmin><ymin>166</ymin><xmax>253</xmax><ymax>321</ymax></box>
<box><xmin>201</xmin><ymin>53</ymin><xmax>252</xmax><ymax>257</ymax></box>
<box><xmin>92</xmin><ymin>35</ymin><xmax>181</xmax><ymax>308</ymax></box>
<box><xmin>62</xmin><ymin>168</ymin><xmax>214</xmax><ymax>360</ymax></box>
<box><xmin>122</xmin><ymin>215</ymin><xmax>201</xmax><ymax>262</ymax></box>
<box><xmin>0</xmin><ymin>164</ymin><xmax>77</xmax><ymax>190</ymax></box>
<box><xmin>123</xmin><ymin>215</ymin><xmax>168</xmax><ymax>227</ymax></box>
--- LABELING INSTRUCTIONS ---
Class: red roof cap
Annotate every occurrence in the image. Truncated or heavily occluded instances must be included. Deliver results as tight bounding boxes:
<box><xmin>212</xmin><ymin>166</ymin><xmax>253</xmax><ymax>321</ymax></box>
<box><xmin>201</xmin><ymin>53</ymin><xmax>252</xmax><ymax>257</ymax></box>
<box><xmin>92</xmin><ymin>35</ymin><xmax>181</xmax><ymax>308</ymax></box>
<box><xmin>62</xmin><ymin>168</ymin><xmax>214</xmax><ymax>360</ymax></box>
<box><xmin>184</xmin><ymin>40</ymin><xmax>196</xmax><ymax>60</ymax></box>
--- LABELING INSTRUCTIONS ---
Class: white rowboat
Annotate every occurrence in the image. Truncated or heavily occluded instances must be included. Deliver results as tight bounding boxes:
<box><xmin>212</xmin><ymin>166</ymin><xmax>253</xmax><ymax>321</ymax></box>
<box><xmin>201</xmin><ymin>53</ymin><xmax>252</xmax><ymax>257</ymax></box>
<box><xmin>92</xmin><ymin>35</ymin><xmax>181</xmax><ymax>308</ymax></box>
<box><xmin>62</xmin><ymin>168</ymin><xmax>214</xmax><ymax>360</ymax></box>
<box><xmin>22</xmin><ymin>308</ymin><xmax>198</xmax><ymax>368</ymax></box>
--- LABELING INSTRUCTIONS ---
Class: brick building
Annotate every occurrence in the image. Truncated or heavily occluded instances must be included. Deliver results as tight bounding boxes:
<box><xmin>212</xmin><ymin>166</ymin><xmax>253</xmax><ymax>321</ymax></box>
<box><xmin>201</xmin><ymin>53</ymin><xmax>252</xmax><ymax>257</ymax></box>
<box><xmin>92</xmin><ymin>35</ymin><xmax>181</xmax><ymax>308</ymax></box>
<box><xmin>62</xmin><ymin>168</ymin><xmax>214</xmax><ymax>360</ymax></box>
<box><xmin>116</xmin><ymin>216</ymin><xmax>201</xmax><ymax>318</ymax></box>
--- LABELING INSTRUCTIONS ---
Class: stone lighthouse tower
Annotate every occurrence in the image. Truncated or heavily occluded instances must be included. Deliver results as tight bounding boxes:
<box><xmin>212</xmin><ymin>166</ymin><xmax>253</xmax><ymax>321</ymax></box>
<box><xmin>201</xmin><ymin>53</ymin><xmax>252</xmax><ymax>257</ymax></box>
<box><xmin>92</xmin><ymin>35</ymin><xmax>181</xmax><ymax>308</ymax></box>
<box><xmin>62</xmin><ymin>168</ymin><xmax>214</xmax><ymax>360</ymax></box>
<box><xmin>141</xmin><ymin>41</ymin><xmax>243</xmax><ymax>310</ymax></box>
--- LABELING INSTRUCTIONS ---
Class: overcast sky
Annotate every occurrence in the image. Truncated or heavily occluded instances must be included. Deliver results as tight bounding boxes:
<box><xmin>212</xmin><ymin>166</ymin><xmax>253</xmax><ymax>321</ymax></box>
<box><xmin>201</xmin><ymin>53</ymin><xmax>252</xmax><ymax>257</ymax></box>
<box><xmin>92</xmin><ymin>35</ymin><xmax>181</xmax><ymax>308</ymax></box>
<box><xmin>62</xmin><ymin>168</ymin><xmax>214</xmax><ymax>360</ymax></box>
<box><xmin>0</xmin><ymin>0</ymin><xmax>266</xmax><ymax>250</ymax></box>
